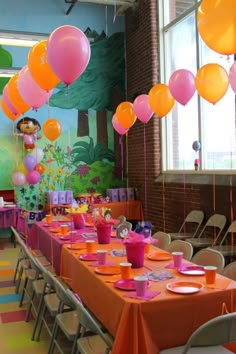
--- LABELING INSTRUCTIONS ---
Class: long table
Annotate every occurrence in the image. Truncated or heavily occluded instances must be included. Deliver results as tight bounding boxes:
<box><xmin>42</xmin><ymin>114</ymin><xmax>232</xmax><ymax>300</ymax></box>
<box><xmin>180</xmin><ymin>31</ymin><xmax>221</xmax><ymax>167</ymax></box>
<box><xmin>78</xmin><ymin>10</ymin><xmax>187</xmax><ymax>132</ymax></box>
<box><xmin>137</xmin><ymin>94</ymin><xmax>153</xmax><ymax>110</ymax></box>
<box><xmin>60</xmin><ymin>242</ymin><xmax>236</xmax><ymax>354</ymax></box>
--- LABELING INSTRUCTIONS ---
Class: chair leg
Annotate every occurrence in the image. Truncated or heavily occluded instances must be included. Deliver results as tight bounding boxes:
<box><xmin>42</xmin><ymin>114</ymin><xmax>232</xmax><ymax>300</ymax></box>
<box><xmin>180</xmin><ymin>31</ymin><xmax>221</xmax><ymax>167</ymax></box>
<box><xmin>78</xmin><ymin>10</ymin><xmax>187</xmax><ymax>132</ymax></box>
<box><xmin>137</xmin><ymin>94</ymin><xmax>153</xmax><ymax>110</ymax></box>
<box><xmin>15</xmin><ymin>266</ymin><xmax>23</xmax><ymax>293</ymax></box>
<box><xmin>35</xmin><ymin>303</ymin><xmax>47</xmax><ymax>341</ymax></box>
<box><xmin>13</xmin><ymin>259</ymin><xmax>20</xmax><ymax>283</ymax></box>
<box><xmin>48</xmin><ymin>320</ymin><xmax>59</xmax><ymax>354</ymax></box>
<box><xmin>31</xmin><ymin>292</ymin><xmax>45</xmax><ymax>341</ymax></box>
<box><xmin>19</xmin><ymin>277</ymin><xmax>28</xmax><ymax>307</ymax></box>
<box><xmin>25</xmin><ymin>290</ymin><xmax>35</xmax><ymax>322</ymax></box>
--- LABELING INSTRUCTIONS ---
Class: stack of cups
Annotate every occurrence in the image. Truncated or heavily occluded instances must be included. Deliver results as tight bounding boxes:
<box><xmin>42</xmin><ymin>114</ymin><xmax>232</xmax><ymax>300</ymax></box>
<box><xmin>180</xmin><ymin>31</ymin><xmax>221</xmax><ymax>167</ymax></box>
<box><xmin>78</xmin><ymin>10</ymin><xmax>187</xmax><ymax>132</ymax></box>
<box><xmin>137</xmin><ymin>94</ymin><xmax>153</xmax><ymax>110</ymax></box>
<box><xmin>120</xmin><ymin>262</ymin><xmax>132</xmax><ymax>279</ymax></box>
<box><xmin>97</xmin><ymin>250</ymin><xmax>107</xmax><ymax>265</ymax></box>
<box><xmin>134</xmin><ymin>275</ymin><xmax>148</xmax><ymax>296</ymax></box>
<box><xmin>85</xmin><ymin>240</ymin><xmax>96</xmax><ymax>254</ymax></box>
<box><xmin>172</xmin><ymin>251</ymin><xmax>183</xmax><ymax>268</ymax></box>
<box><xmin>204</xmin><ymin>266</ymin><xmax>217</xmax><ymax>285</ymax></box>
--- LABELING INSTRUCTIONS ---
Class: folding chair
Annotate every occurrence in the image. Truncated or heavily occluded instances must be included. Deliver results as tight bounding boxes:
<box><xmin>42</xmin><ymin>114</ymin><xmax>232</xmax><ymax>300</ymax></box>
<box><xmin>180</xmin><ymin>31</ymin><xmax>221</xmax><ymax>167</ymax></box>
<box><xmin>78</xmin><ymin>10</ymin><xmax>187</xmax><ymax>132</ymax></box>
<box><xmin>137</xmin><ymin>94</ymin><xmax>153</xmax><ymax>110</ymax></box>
<box><xmin>169</xmin><ymin>210</ymin><xmax>204</xmax><ymax>241</ymax></box>
<box><xmin>221</xmin><ymin>262</ymin><xmax>236</xmax><ymax>281</ymax></box>
<box><xmin>167</xmin><ymin>240</ymin><xmax>193</xmax><ymax>261</ymax></box>
<box><xmin>160</xmin><ymin>312</ymin><xmax>236</xmax><ymax>353</ymax></box>
<box><xmin>152</xmin><ymin>231</ymin><xmax>171</xmax><ymax>251</ymax></box>
<box><xmin>191</xmin><ymin>248</ymin><xmax>225</xmax><ymax>273</ymax></box>
<box><xmin>188</xmin><ymin>214</ymin><xmax>227</xmax><ymax>250</ymax></box>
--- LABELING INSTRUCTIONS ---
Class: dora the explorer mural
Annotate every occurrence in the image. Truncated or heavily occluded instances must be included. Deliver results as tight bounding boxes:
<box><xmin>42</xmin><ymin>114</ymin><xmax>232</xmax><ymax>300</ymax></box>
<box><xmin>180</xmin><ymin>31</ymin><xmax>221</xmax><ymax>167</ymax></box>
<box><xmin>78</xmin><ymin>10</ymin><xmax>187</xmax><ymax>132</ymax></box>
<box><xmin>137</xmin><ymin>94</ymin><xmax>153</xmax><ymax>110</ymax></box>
<box><xmin>1</xmin><ymin>30</ymin><xmax>126</xmax><ymax>211</ymax></box>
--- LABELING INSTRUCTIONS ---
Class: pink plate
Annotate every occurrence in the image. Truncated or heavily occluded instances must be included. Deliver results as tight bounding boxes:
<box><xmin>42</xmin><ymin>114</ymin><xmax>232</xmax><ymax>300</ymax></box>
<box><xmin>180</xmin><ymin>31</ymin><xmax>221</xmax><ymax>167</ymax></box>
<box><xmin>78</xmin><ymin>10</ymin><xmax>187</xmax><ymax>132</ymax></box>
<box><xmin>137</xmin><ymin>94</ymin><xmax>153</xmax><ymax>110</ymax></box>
<box><xmin>60</xmin><ymin>236</ymin><xmax>70</xmax><ymax>241</ymax></box>
<box><xmin>114</xmin><ymin>278</ymin><xmax>150</xmax><ymax>291</ymax></box>
<box><xmin>79</xmin><ymin>253</ymin><xmax>98</xmax><ymax>261</ymax></box>
<box><xmin>166</xmin><ymin>281</ymin><xmax>203</xmax><ymax>294</ymax></box>
<box><xmin>178</xmin><ymin>266</ymin><xmax>205</xmax><ymax>276</ymax></box>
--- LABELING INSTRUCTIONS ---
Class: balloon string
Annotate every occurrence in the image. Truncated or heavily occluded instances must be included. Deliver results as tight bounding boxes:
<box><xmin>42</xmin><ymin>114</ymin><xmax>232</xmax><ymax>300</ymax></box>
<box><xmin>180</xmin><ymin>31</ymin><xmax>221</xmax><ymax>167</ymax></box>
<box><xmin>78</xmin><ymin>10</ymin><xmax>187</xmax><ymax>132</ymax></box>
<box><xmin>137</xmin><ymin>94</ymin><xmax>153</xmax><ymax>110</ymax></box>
<box><xmin>183</xmin><ymin>172</ymin><xmax>186</xmax><ymax>233</ymax></box>
<box><xmin>119</xmin><ymin>135</ymin><xmax>124</xmax><ymax>187</ymax></box>
<box><xmin>212</xmin><ymin>174</ymin><xmax>216</xmax><ymax>242</ymax></box>
<box><xmin>230</xmin><ymin>175</ymin><xmax>234</xmax><ymax>249</ymax></box>
<box><xmin>126</xmin><ymin>132</ymin><xmax>128</xmax><ymax>188</ymax></box>
<box><xmin>105</xmin><ymin>5</ymin><xmax>108</xmax><ymax>37</ymax></box>
<box><xmin>162</xmin><ymin>174</ymin><xmax>166</xmax><ymax>232</ymax></box>
<box><xmin>143</xmin><ymin>124</ymin><xmax>147</xmax><ymax>213</ymax></box>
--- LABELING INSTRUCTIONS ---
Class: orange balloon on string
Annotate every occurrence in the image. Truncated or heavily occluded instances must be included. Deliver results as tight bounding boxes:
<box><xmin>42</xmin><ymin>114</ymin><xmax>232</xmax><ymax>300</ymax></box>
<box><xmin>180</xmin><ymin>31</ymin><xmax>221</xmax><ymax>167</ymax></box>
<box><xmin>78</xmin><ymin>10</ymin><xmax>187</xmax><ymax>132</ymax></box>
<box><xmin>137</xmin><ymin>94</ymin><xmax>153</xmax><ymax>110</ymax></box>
<box><xmin>1</xmin><ymin>98</ymin><xmax>20</xmax><ymax>121</ymax></box>
<box><xmin>197</xmin><ymin>0</ymin><xmax>236</xmax><ymax>55</ymax></box>
<box><xmin>43</xmin><ymin>118</ymin><xmax>62</xmax><ymax>141</ymax></box>
<box><xmin>148</xmin><ymin>83</ymin><xmax>175</xmax><ymax>118</ymax></box>
<box><xmin>28</xmin><ymin>40</ymin><xmax>60</xmax><ymax>91</ymax></box>
<box><xmin>195</xmin><ymin>63</ymin><xmax>229</xmax><ymax>104</ymax></box>
<box><xmin>34</xmin><ymin>163</ymin><xmax>46</xmax><ymax>175</ymax></box>
<box><xmin>115</xmin><ymin>101</ymin><xmax>137</xmax><ymax>129</ymax></box>
<box><xmin>7</xmin><ymin>73</ymin><xmax>30</xmax><ymax>114</ymax></box>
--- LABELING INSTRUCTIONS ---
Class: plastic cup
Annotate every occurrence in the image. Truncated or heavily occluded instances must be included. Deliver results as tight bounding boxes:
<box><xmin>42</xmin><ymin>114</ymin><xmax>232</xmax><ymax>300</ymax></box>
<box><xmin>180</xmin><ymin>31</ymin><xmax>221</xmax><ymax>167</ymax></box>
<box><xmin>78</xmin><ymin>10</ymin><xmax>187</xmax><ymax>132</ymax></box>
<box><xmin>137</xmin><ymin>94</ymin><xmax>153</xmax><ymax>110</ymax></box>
<box><xmin>97</xmin><ymin>250</ymin><xmax>107</xmax><ymax>265</ymax></box>
<box><xmin>172</xmin><ymin>252</ymin><xmax>183</xmax><ymax>268</ymax></box>
<box><xmin>144</xmin><ymin>243</ymin><xmax>151</xmax><ymax>254</ymax></box>
<box><xmin>86</xmin><ymin>240</ymin><xmax>95</xmax><ymax>253</ymax></box>
<box><xmin>60</xmin><ymin>224</ymin><xmax>69</xmax><ymax>235</ymax></box>
<box><xmin>204</xmin><ymin>266</ymin><xmax>217</xmax><ymax>285</ymax></box>
<box><xmin>46</xmin><ymin>214</ymin><xmax>52</xmax><ymax>224</ymax></box>
<box><xmin>134</xmin><ymin>275</ymin><xmax>148</xmax><ymax>296</ymax></box>
<box><xmin>120</xmin><ymin>262</ymin><xmax>132</xmax><ymax>279</ymax></box>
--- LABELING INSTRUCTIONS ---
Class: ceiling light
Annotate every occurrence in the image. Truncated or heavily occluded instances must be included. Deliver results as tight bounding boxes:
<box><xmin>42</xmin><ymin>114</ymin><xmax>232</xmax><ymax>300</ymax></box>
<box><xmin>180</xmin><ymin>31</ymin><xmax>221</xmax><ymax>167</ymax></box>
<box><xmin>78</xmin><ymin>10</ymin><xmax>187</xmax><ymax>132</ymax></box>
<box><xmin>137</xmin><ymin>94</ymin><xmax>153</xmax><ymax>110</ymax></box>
<box><xmin>0</xmin><ymin>67</ymin><xmax>21</xmax><ymax>77</ymax></box>
<box><xmin>0</xmin><ymin>29</ymin><xmax>49</xmax><ymax>47</ymax></box>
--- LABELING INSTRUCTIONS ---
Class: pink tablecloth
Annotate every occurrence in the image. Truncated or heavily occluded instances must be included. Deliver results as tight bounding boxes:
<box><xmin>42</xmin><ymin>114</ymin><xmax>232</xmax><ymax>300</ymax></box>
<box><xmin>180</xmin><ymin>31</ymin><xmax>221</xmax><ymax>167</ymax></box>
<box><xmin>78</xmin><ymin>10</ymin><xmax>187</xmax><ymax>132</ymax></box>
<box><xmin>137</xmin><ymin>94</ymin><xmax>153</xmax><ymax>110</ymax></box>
<box><xmin>27</xmin><ymin>221</ymin><xmax>97</xmax><ymax>274</ymax></box>
<box><xmin>0</xmin><ymin>207</ymin><xmax>19</xmax><ymax>228</ymax></box>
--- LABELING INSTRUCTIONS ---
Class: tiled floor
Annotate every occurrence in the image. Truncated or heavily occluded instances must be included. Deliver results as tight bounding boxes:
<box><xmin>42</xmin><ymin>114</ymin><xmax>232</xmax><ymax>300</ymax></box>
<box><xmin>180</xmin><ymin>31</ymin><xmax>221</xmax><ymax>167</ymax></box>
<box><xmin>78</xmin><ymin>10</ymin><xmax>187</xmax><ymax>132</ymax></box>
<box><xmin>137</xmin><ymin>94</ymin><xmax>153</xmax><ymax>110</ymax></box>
<box><xmin>0</xmin><ymin>239</ymin><xmax>55</xmax><ymax>353</ymax></box>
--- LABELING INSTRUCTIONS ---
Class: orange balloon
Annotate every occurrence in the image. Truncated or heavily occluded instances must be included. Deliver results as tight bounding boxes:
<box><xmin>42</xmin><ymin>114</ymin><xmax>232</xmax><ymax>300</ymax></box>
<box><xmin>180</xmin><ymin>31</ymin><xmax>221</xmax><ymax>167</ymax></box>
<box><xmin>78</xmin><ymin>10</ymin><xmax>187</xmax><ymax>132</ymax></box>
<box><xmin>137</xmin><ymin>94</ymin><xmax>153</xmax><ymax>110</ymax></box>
<box><xmin>197</xmin><ymin>0</ymin><xmax>236</xmax><ymax>55</ymax></box>
<box><xmin>115</xmin><ymin>101</ymin><xmax>137</xmax><ymax>129</ymax></box>
<box><xmin>34</xmin><ymin>163</ymin><xmax>46</xmax><ymax>175</ymax></box>
<box><xmin>1</xmin><ymin>99</ymin><xmax>20</xmax><ymax>121</ymax></box>
<box><xmin>43</xmin><ymin>118</ymin><xmax>62</xmax><ymax>141</ymax></box>
<box><xmin>195</xmin><ymin>64</ymin><xmax>229</xmax><ymax>104</ymax></box>
<box><xmin>7</xmin><ymin>74</ymin><xmax>30</xmax><ymax>114</ymax></box>
<box><xmin>148</xmin><ymin>83</ymin><xmax>175</xmax><ymax>118</ymax></box>
<box><xmin>28</xmin><ymin>40</ymin><xmax>60</xmax><ymax>91</ymax></box>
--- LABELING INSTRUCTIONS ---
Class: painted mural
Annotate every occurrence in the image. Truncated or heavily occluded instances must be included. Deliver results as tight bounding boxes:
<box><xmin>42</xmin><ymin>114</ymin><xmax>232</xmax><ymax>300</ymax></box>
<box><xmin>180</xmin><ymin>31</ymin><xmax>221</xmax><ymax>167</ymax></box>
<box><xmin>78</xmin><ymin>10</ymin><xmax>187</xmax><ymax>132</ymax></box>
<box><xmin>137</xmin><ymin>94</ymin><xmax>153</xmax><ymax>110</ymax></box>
<box><xmin>1</xmin><ymin>30</ymin><xmax>126</xmax><ymax>211</ymax></box>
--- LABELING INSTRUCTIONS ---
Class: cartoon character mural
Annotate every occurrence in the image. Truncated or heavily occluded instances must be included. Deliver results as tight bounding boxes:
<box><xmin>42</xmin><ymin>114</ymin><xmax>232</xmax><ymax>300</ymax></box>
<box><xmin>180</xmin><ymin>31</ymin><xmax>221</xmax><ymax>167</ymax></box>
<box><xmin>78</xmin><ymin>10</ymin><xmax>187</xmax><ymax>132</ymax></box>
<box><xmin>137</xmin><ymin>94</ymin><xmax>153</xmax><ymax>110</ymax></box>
<box><xmin>15</xmin><ymin>117</ymin><xmax>41</xmax><ymax>151</ymax></box>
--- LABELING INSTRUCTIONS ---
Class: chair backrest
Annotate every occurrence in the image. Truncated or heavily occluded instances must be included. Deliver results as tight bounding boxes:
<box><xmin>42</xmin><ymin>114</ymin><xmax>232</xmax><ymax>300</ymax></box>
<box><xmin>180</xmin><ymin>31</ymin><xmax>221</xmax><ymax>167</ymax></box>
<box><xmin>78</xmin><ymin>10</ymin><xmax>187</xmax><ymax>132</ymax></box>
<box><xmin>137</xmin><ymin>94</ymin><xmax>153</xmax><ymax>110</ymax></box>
<box><xmin>221</xmin><ymin>262</ymin><xmax>236</xmax><ymax>281</ymax></box>
<box><xmin>178</xmin><ymin>210</ymin><xmax>204</xmax><ymax>237</ymax></box>
<box><xmin>49</xmin><ymin>271</ymin><xmax>73</xmax><ymax>311</ymax></box>
<box><xmin>191</xmin><ymin>248</ymin><xmax>225</xmax><ymax>272</ymax></box>
<box><xmin>183</xmin><ymin>312</ymin><xmax>236</xmax><ymax>354</ymax></box>
<box><xmin>167</xmin><ymin>240</ymin><xmax>193</xmax><ymax>260</ymax></box>
<box><xmin>66</xmin><ymin>289</ymin><xmax>113</xmax><ymax>349</ymax></box>
<box><xmin>116</xmin><ymin>221</ymin><xmax>132</xmax><ymax>239</ymax></box>
<box><xmin>152</xmin><ymin>231</ymin><xmax>171</xmax><ymax>251</ymax></box>
<box><xmin>197</xmin><ymin>214</ymin><xmax>227</xmax><ymax>243</ymax></box>
<box><xmin>219</xmin><ymin>220</ymin><xmax>236</xmax><ymax>245</ymax></box>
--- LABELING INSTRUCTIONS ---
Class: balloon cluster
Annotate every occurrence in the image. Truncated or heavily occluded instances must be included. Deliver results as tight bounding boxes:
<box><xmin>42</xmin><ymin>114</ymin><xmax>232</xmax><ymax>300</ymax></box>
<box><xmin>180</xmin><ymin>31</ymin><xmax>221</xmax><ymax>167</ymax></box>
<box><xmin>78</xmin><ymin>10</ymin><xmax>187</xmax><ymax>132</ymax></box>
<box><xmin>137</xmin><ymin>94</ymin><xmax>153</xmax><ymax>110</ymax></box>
<box><xmin>1</xmin><ymin>25</ymin><xmax>91</xmax><ymax>120</ymax></box>
<box><xmin>12</xmin><ymin>148</ymin><xmax>45</xmax><ymax>186</ymax></box>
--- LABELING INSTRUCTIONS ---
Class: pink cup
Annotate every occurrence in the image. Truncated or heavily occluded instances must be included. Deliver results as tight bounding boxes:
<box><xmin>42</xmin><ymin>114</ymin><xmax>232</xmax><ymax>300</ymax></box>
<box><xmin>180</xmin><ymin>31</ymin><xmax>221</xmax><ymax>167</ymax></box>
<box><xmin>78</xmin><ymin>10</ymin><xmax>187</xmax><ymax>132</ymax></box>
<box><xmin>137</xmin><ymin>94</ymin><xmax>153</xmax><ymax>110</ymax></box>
<box><xmin>97</xmin><ymin>250</ymin><xmax>107</xmax><ymax>265</ymax></box>
<box><xmin>134</xmin><ymin>275</ymin><xmax>148</xmax><ymax>296</ymax></box>
<box><xmin>172</xmin><ymin>252</ymin><xmax>183</xmax><ymax>268</ymax></box>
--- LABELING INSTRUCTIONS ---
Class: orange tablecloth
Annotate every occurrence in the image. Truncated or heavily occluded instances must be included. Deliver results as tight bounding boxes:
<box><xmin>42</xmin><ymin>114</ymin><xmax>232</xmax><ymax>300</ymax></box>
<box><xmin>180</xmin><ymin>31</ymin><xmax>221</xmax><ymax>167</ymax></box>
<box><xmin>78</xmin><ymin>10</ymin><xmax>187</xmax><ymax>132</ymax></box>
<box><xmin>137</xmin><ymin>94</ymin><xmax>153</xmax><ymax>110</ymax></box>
<box><xmin>60</xmin><ymin>242</ymin><xmax>236</xmax><ymax>354</ymax></box>
<box><xmin>93</xmin><ymin>200</ymin><xmax>144</xmax><ymax>220</ymax></box>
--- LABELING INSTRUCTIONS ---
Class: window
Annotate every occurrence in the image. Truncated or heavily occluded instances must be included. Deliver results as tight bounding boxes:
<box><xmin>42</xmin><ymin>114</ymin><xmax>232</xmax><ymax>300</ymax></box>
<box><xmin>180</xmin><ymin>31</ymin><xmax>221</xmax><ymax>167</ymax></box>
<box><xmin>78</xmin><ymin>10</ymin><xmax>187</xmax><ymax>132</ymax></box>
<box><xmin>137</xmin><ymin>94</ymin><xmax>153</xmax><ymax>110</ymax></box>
<box><xmin>159</xmin><ymin>0</ymin><xmax>236</xmax><ymax>171</ymax></box>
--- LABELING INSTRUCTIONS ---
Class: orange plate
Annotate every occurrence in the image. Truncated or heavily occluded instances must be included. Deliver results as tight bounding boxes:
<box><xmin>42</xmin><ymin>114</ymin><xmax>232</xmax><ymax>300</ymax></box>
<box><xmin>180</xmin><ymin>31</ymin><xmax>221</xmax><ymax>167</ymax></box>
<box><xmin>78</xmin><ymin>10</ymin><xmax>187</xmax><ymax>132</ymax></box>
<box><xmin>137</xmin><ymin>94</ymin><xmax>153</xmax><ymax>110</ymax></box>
<box><xmin>95</xmin><ymin>265</ymin><xmax>121</xmax><ymax>275</ymax></box>
<box><xmin>67</xmin><ymin>244</ymin><xmax>86</xmax><ymax>250</ymax></box>
<box><xmin>49</xmin><ymin>227</ymin><xmax>61</xmax><ymax>233</ymax></box>
<box><xmin>147</xmin><ymin>252</ymin><xmax>172</xmax><ymax>261</ymax></box>
<box><xmin>166</xmin><ymin>281</ymin><xmax>203</xmax><ymax>294</ymax></box>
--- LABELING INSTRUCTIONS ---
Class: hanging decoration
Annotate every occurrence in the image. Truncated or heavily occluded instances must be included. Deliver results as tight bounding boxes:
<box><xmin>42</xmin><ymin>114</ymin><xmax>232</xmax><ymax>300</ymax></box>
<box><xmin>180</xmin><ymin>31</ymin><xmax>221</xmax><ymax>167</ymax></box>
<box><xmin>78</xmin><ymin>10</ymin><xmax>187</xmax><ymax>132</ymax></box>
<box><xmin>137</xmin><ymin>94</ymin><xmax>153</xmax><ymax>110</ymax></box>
<box><xmin>15</xmin><ymin>117</ymin><xmax>41</xmax><ymax>151</ymax></box>
<box><xmin>46</xmin><ymin>25</ymin><xmax>91</xmax><ymax>86</ymax></box>
<box><xmin>192</xmin><ymin>140</ymin><xmax>201</xmax><ymax>171</ymax></box>
<box><xmin>168</xmin><ymin>69</ymin><xmax>196</xmax><ymax>106</ymax></box>
<box><xmin>148</xmin><ymin>83</ymin><xmax>175</xmax><ymax>118</ymax></box>
<box><xmin>28</xmin><ymin>40</ymin><xmax>60</xmax><ymax>91</ymax></box>
<box><xmin>133</xmin><ymin>94</ymin><xmax>153</xmax><ymax>124</ymax></box>
<box><xmin>197</xmin><ymin>0</ymin><xmax>236</xmax><ymax>55</ymax></box>
<box><xmin>195</xmin><ymin>63</ymin><xmax>229</xmax><ymax>104</ymax></box>
<box><xmin>43</xmin><ymin>118</ymin><xmax>62</xmax><ymax>141</ymax></box>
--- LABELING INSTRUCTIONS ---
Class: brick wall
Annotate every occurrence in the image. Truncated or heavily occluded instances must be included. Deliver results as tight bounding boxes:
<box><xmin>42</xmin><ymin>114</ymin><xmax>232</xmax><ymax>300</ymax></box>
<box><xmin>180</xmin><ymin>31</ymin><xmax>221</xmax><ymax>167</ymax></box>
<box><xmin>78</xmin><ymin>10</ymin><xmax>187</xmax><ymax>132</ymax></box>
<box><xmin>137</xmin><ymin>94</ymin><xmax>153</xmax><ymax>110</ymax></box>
<box><xmin>124</xmin><ymin>0</ymin><xmax>236</xmax><ymax>234</ymax></box>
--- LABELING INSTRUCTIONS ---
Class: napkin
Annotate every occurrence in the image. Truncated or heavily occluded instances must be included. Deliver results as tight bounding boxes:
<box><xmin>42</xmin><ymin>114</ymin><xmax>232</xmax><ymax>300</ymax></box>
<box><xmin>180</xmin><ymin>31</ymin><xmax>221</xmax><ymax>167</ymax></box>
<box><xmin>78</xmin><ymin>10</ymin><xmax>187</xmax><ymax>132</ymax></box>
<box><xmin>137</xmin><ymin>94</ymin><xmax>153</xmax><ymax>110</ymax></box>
<box><xmin>165</xmin><ymin>262</ymin><xmax>189</xmax><ymax>269</ymax></box>
<box><xmin>146</xmin><ymin>270</ymin><xmax>173</xmax><ymax>281</ymax></box>
<box><xmin>124</xmin><ymin>290</ymin><xmax>161</xmax><ymax>300</ymax></box>
<box><xmin>110</xmin><ymin>249</ymin><xmax>126</xmax><ymax>257</ymax></box>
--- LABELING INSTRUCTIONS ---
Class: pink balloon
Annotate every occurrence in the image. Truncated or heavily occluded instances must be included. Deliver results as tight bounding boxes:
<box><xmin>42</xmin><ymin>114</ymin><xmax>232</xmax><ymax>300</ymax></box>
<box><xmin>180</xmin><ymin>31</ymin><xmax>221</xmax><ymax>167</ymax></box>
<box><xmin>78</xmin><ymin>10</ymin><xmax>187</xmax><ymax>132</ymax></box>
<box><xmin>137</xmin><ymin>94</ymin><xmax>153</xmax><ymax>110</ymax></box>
<box><xmin>133</xmin><ymin>94</ymin><xmax>153</xmax><ymax>124</ymax></box>
<box><xmin>112</xmin><ymin>114</ymin><xmax>128</xmax><ymax>135</ymax></box>
<box><xmin>18</xmin><ymin>66</ymin><xmax>53</xmax><ymax>110</ymax></box>
<box><xmin>169</xmin><ymin>69</ymin><xmax>196</xmax><ymax>106</ymax></box>
<box><xmin>26</xmin><ymin>170</ymin><xmax>41</xmax><ymax>184</ymax></box>
<box><xmin>47</xmin><ymin>25</ymin><xmax>91</xmax><ymax>86</ymax></box>
<box><xmin>229</xmin><ymin>62</ymin><xmax>236</xmax><ymax>94</ymax></box>
<box><xmin>3</xmin><ymin>84</ymin><xmax>19</xmax><ymax>116</ymax></box>
<box><xmin>12</xmin><ymin>172</ymin><xmax>26</xmax><ymax>186</ymax></box>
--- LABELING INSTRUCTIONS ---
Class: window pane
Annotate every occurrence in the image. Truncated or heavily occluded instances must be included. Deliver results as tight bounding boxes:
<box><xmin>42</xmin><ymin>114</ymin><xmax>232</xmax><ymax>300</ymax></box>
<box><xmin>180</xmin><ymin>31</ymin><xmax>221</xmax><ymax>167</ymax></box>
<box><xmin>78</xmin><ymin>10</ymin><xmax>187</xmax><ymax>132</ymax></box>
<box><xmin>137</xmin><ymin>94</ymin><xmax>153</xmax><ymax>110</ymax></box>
<box><xmin>164</xmin><ymin>13</ymin><xmax>198</xmax><ymax>170</ymax></box>
<box><xmin>163</xmin><ymin>0</ymin><xmax>197</xmax><ymax>26</ymax></box>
